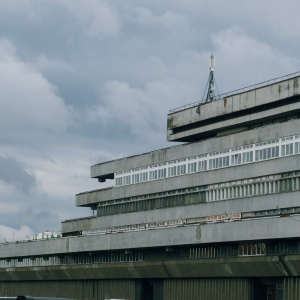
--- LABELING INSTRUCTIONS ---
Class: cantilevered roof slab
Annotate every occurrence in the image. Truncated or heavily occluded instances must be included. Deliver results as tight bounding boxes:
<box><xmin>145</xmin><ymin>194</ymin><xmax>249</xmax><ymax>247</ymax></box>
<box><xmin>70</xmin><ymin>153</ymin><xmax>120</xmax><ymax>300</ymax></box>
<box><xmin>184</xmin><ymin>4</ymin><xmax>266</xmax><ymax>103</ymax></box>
<box><xmin>91</xmin><ymin>117</ymin><xmax>300</xmax><ymax>180</ymax></box>
<box><xmin>167</xmin><ymin>75</ymin><xmax>300</xmax><ymax>142</ymax></box>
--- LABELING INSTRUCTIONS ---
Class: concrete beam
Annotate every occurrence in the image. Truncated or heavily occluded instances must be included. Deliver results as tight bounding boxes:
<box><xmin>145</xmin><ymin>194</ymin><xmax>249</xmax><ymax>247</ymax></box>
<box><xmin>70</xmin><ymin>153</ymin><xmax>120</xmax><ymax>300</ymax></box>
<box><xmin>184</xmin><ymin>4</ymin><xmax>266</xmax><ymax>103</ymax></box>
<box><xmin>0</xmin><ymin>255</ymin><xmax>299</xmax><ymax>280</ymax></box>
<box><xmin>78</xmin><ymin>154</ymin><xmax>300</xmax><ymax>206</ymax></box>
<box><xmin>2</xmin><ymin>215</ymin><xmax>300</xmax><ymax>258</ymax></box>
<box><xmin>90</xmin><ymin>118</ymin><xmax>300</xmax><ymax>179</ymax></box>
<box><xmin>64</xmin><ymin>191</ymin><xmax>300</xmax><ymax>233</ymax></box>
<box><xmin>167</xmin><ymin>76</ymin><xmax>300</xmax><ymax>142</ymax></box>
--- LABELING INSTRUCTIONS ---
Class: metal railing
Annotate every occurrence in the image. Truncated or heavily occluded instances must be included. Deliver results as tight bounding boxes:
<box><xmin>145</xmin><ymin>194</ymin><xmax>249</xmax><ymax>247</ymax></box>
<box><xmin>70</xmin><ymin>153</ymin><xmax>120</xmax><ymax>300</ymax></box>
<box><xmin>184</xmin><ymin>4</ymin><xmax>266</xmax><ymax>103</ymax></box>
<box><xmin>62</xmin><ymin>215</ymin><xmax>96</xmax><ymax>223</ymax></box>
<box><xmin>169</xmin><ymin>70</ymin><xmax>300</xmax><ymax>113</ymax></box>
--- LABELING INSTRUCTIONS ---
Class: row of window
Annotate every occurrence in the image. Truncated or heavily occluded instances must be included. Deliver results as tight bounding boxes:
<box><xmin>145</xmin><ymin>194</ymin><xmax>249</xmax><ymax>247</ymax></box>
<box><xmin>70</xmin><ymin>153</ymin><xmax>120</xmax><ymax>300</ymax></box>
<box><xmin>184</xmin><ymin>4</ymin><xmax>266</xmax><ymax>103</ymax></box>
<box><xmin>98</xmin><ymin>171</ymin><xmax>300</xmax><ymax>217</ymax></box>
<box><xmin>2</xmin><ymin>240</ymin><xmax>300</xmax><ymax>269</ymax></box>
<box><xmin>90</xmin><ymin>204</ymin><xmax>300</xmax><ymax>238</ymax></box>
<box><xmin>103</xmin><ymin>173</ymin><xmax>283</xmax><ymax>208</ymax></box>
<box><xmin>97</xmin><ymin>191</ymin><xmax>205</xmax><ymax>216</ymax></box>
<box><xmin>206</xmin><ymin>175</ymin><xmax>300</xmax><ymax>202</ymax></box>
<box><xmin>238</xmin><ymin>243</ymin><xmax>266</xmax><ymax>256</ymax></box>
<box><xmin>115</xmin><ymin>134</ymin><xmax>300</xmax><ymax>187</ymax></box>
<box><xmin>189</xmin><ymin>242</ymin><xmax>267</xmax><ymax>258</ymax></box>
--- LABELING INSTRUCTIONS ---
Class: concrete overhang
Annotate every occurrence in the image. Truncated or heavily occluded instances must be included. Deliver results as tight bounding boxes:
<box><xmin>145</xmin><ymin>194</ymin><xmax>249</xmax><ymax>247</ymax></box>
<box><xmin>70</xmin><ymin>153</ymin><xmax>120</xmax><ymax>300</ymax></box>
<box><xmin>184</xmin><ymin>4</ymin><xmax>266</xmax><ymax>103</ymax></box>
<box><xmin>90</xmin><ymin>118</ymin><xmax>300</xmax><ymax>179</ymax></box>
<box><xmin>3</xmin><ymin>215</ymin><xmax>300</xmax><ymax>258</ymax></box>
<box><xmin>167</xmin><ymin>75</ymin><xmax>300</xmax><ymax>142</ymax></box>
<box><xmin>1</xmin><ymin>255</ymin><xmax>300</xmax><ymax>280</ymax></box>
<box><xmin>64</xmin><ymin>191</ymin><xmax>300</xmax><ymax>234</ymax></box>
<box><xmin>78</xmin><ymin>155</ymin><xmax>300</xmax><ymax>207</ymax></box>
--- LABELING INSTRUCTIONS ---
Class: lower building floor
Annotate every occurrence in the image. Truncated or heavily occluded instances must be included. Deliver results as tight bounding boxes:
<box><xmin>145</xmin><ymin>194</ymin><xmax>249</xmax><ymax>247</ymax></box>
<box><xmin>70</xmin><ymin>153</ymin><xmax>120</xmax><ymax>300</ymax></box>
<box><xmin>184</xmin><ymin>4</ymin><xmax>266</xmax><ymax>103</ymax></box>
<box><xmin>0</xmin><ymin>277</ymin><xmax>300</xmax><ymax>300</ymax></box>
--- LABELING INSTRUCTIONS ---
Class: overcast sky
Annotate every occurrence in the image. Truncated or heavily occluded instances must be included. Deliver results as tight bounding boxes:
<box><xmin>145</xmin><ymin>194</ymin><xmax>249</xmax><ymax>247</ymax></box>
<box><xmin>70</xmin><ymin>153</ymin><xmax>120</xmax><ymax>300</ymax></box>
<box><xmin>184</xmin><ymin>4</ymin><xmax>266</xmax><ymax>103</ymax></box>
<box><xmin>0</xmin><ymin>0</ymin><xmax>300</xmax><ymax>242</ymax></box>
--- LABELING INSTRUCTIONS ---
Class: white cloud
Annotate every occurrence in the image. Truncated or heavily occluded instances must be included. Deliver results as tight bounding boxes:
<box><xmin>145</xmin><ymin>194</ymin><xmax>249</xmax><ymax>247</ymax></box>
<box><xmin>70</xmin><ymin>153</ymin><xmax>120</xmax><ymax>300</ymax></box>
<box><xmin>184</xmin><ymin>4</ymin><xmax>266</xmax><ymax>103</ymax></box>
<box><xmin>34</xmin><ymin>55</ymin><xmax>73</xmax><ymax>73</ymax></box>
<box><xmin>264</xmin><ymin>0</ymin><xmax>300</xmax><ymax>39</ymax></box>
<box><xmin>0</xmin><ymin>39</ymin><xmax>70</xmax><ymax>134</ymax></box>
<box><xmin>90</xmin><ymin>81</ymin><xmax>157</xmax><ymax>136</ymax></box>
<box><xmin>0</xmin><ymin>224</ymin><xmax>33</xmax><ymax>243</ymax></box>
<box><xmin>132</xmin><ymin>7</ymin><xmax>190</xmax><ymax>30</ymax></box>
<box><xmin>0</xmin><ymin>0</ymin><xmax>299</xmax><ymax>243</ymax></box>
<box><xmin>0</xmin><ymin>0</ymin><xmax>35</xmax><ymax>15</ymax></box>
<box><xmin>211</xmin><ymin>28</ymin><xmax>300</xmax><ymax>91</ymax></box>
<box><xmin>87</xmin><ymin>76</ymin><xmax>195</xmax><ymax>142</ymax></box>
<box><xmin>61</xmin><ymin>0</ymin><xmax>121</xmax><ymax>38</ymax></box>
<box><xmin>0</xmin><ymin>155</ymin><xmax>37</xmax><ymax>194</ymax></box>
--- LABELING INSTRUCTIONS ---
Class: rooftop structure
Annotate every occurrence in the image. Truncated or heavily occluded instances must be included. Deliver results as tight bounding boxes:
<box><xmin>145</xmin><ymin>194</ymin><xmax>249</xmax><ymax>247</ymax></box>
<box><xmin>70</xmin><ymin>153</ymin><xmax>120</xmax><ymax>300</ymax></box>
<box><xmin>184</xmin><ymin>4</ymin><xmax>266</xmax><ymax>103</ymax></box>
<box><xmin>1</xmin><ymin>71</ymin><xmax>300</xmax><ymax>299</ymax></box>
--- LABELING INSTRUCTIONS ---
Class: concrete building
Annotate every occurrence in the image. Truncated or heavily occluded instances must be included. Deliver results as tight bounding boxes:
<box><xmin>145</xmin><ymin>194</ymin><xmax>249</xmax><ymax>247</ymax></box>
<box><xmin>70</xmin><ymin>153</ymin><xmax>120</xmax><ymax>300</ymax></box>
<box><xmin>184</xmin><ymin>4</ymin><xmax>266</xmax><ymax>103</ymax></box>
<box><xmin>1</xmin><ymin>73</ymin><xmax>300</xmax><ymax>299</ymax></box>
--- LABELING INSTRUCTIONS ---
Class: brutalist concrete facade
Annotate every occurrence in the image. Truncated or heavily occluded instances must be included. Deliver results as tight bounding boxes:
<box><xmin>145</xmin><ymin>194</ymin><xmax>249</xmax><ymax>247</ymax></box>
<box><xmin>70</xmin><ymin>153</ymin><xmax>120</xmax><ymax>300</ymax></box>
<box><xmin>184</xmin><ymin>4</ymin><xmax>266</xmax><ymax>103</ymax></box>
<box><xmin>1</xmin><ymin>74</ymin><xmax>300</xmax><ymax>299</ymax></box>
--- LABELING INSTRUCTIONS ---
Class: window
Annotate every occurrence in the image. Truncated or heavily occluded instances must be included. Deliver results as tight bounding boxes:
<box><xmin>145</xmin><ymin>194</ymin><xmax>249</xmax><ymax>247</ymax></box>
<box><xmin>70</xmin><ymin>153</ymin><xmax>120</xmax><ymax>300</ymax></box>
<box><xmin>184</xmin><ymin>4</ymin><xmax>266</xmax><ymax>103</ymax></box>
<box><xmin>295</xmin><ymin>142</ymin><xmax>300</xmax><ymax>154</ymax></box>
<box><xmin>282</xmin><ymin>143</ymin><xmax>294</xmax><ymax>156</ymax></box>
<box><xmin>124</xmin><ymin>175</ymin><xmax>131</xmax><ymax>185</ymax></box>
<box><xmin>271</xmin><ymin>146</ymin><xmax>279</xmax><ymax>158</ymax></box>
<box><xmin>188</xmin><ymin>162</ymin><xmax>197</xmax><ymax>173</ymax></box>
<box><xmin>114</xmin><ymin>133</ymin><xmax>300</xmax><ymax>188</ymax></box>
<box><xmin>149</xmin><ymin>170</ymin><xmax>157</xmax><ymax>180</ymax></box>
<box><xmin>232</xmin><ymin>154</ymin><xmax>241</xmax><ymax>165</ymax></box>
<box><xmin>116</xmin><ymin>177</ymin><xmax>123</xmax><ymax>186</ymax></box>
<box><xmin>198</xmin><ymin>160</ymin><xmax>207</xmax><ymax>171</ymax></box>
<box><xmin>223</xmin><ymin>156</ymin><xmax>230</xmax><ymax>167</ymax></box>
<box><xmin>158</xmin><ymin>168</ymin><xmax>166</xmax><ymax>179</ymax></box>
<box><xmin>140</xmin><ymin>172</ymin><xmax>148</xmax><ymax>182</ymax></box>
<box><xmin>242</xmin><ymin>151</ymin><xmax>253</xmax><ymax>163</ymax></box>
<box><xmin>238</xmin><ymin>243</ymin><xmax>266</xmax><ymax>256</ymax></box>
<box><xmin>132</xmin><ymin>173</ymin><xmax>139</xmax><ymax>183</ymax></box>
<box><xmin>168</xmin><ymin>166</ymin><xmax>177</xmax><ymax>177</ymax></box>
<box><xmin>177</xmin><ymin>164</ymin><xmax>186</xmax><ymax>175</ymax></box>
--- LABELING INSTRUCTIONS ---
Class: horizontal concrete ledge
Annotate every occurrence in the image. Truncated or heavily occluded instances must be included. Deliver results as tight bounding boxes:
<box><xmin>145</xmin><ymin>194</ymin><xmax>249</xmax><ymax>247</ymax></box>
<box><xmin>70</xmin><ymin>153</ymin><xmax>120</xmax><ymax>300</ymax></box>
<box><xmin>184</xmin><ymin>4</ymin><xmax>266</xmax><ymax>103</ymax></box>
<box><xmin>78</xmin><ymin>154</ymin><xmax>300</xmax><ymax>207</ymax></box>
<box><xmin>167</xmin><ymin>76</ymin><xmax>300</xmax><ymax>142</ymax></box>
<box><xmin>169</xmin><ymin>99</ymin><xmax>300</xmax><ymax>142</ymax></box>
<box><xmin>66</xmin><ymin>190</ymin><xmax>300</xmax><ymax>234</ymax></box>
<box><xmin>0</xmin><ymin>255</ymin><xmax>300</xmax><ymax>280</ymax></box>
<box><xmin>2</xmin><ymin>216</ymin><xmax>300</xmax><ymax>258</ymax></box>
<box><xmin>90</xmin><ymin>118</ymin><xmax>300</xmax><ymax>180</ymax></box>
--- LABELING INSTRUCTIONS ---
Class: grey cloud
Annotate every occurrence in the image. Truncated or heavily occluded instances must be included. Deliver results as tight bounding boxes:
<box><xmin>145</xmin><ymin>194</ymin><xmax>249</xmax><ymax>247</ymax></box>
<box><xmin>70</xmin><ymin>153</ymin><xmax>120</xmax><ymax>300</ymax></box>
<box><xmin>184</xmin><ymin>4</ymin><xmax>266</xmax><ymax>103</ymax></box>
<box><xmin>0</xmin><ymin>39</ymin><xmax>70</xmax><ymax>134</ymax></box>
<box><xmin>0</xmin><ymin>225</ymin><xmax>33</xmax><ymax>243</ymax></box>
<box><xmin>0</xmin><ymin>0</ymin><xmax>299</xmax><ymax>242</ymax></box>
<box><xmin>0</xmin><ymin>156</ymin><xmax>37</xmax><ymax>194</ymax></box>
<box><xmin>61</xmin><ymin>0</ymin><xmax>121</xmax><ymax>38</ymax></box>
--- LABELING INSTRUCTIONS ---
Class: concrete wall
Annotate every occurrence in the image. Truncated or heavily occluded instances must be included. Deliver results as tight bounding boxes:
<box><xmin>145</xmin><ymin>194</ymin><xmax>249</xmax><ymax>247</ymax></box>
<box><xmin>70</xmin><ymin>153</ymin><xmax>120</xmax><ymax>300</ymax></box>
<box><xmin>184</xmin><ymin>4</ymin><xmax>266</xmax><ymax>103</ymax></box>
<box><xmin>78</xmin><ymin>153</ymin><xmax>300</xmax><ymax>207</ymax></box>
<box><xmin>65</xmin><ymin>190</ymin><xmax>300</xmax><ymax>233</ymax></box>
<box><xmin>0</xmin><ymin>259</ymin><xmax>252</xmax><ymax>280</ymax></box>
<box><xmin>168</xmin><ymin>100</ymin><xmax>300</xmax><ymax>142</ymax></box>
<box><xmin>164</xmin><ymin>278</ymin><xmax>252</xmax><ymax>300</ymax></box>
<box><xmin>0</xmin><ymin>278</ymin><xmax>252</xmax><ymax>300</ymax></box>
<box><xmin>90</xmin><ymin>117</ymin><xmax>300</xmax><ymax>179</ymax></box>
<box><xmin>0</xmin><ymin>279</ymin><xmax>135</xmax><ymax>300</ymax></box>
<box><xmin>3</xmin><ymin>215</ymin><xmax>300</xmax><ymax>258</ymax></box>
<box><xmin>0</xmin><ymin>254</ymin><xmax>300</xmax><ymax>280</ymax></box>
<box><xmin>167</xmin><ymin>75</ymin><xmax>300</xmax><ymax>141</ymax></box>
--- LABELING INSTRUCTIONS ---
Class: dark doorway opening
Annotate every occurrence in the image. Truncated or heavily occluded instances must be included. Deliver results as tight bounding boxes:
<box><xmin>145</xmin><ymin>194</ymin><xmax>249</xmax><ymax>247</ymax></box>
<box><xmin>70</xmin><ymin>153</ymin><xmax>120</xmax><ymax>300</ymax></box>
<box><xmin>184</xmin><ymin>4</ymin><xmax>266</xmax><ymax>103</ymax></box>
<box><xmin>267</xmin><ymin>285</ymin><xmax>276</xmax><ymax>300</ymax></box>
<box><xmin>136</xmin><ymin>279</ymin><xmax>163</xmax><ymax>300</ymax></box>
<box><xmin>253</xmin><ymin>278</ymin><xmax>276</xmax><ymax>300</ymax></box>
<box><xmin>140</xmin><ymin>279</ymin><xmax>154</xmax><ymax>300</ymax></box>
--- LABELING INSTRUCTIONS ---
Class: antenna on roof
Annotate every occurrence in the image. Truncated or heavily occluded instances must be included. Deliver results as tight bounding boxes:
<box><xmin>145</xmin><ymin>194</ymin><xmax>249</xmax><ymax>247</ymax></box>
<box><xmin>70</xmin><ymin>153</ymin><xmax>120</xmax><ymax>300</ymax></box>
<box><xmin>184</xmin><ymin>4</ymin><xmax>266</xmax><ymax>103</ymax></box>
<box><xmin>197</xmin><ymin>54</ymin><xmax>218</xmax><ymax>113</ymax></box>
<box><xmin>206</xmin><ymin>54</ymin><xmax>215</xmax><ymax>102</ymax></box>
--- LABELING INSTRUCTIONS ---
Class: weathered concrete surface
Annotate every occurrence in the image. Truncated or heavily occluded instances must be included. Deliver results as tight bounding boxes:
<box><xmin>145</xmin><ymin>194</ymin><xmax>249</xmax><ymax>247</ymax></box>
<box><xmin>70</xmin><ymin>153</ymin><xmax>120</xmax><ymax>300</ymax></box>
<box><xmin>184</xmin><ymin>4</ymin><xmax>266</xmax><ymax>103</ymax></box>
<box><xmin>167</xmin><ymin>76</ymin><xmax>300</xmax><ymax>142</ymax></box>
<box><xmin>2</xmin><ymin>216</ymin><xmax>300</xmax><ymax>258</ymax></box>
<box><xmin>78</xmin><ymin>154</ymin><xmax>300</xmax><ymax>207</ymax></box>
<box><xmin>65</xmin><ymin>190</ymin><xmax>300</xmax><ymax>233</ymax></box>
<box><xmin>90</xmin><ymin>117</ymin><xmax>300</xmax><ymax>179</ymax></box>
<box><xmin>0</xmin><ymin>255</ymin><xmax>300</xmax><ymax>281</ymax></box>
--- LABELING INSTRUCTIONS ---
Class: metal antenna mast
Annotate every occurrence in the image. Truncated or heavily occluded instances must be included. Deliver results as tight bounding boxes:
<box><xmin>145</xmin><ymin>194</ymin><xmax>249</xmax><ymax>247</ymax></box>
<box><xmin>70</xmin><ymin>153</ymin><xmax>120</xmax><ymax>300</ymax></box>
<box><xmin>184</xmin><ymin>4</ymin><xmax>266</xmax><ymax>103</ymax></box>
<box><xmin>206</xmin><ymin>54</ymin><xmax>215</xmax><ymax>102</ymax></box>
<box><xmin>197</xmin><ymin>54</ymin><xmax>217</xmax><ymax>114</ymax></box>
